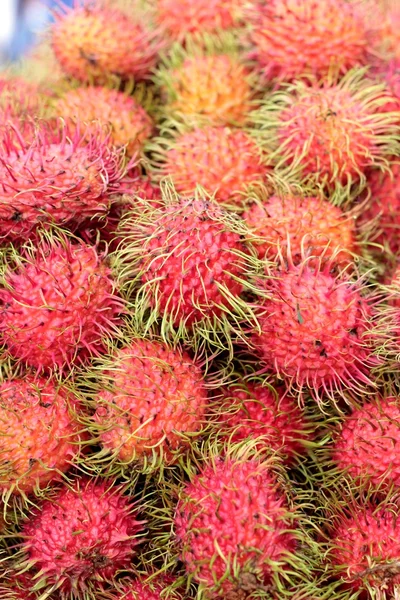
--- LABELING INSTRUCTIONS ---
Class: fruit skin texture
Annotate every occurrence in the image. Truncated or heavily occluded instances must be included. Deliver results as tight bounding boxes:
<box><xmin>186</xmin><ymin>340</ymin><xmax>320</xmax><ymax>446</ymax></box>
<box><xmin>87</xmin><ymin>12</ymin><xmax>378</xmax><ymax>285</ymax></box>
<box><xmin>51</xmin><ymin>4</ymin><xmax>160</xmax><ymax>83</ymax></box>
<box><xmin>243</xmin><ymin>195</ymin><xmax>357</xmax><ymax>266</ymax></box>
<box><xmin>94</xmin><ymin>339</ymin><xmax>208</xmax><ymax>463</ymax></box>
<box><xmin>270</xmin><ymin>75</ymin><xmax>396</xmax><ymax>187</ymax></box>
<box><xmin>358</xmin><ymin>163</ymin><xmax>400</xmax><ymax>256</ymax></box>
<box><xmin>0</xmin><ymin>122</ymin><xmax>124</xmax><ymax>241</ymax></box>
<box><xmin>165</xmin><ymin>54</ymin><xmax>255</xmax><ymax>125</ymax></box>
<box><xmin>175</xmin><ymin>458</ymin><xmax>296</xmax><ymax>596</ymax></box>
<box><xmin>22</xmin><ymin>479</ymin><xmax>143</xmax><ymax>594</ymax></box>
<box><xmin>112</xmin><ymin>575</ymin><xmax>178</xmax><ymax>600</ymax></box>
<box><xmin>331</xmin><ymin>396</ymin><xmax>400</xmax><ymax>489</ymax></box>
<box><xmin>248</xmin><ymin>0</ymin><xmax>371</xmax><ymax>81</ymax></box>
<box><xmin>329</xmin><ymin>505</ymin><xmax>400</xmax><ymax>593</ymax></box>
<box><xmin>160</xmin><ymin>126</ymin><xmax>266</xmax><ymax>205</ymax></box>
<box><xmin>156</xmin><ymin>0</ymin><xmax>244</xmax><ymax>41</ymax></box>
<box><xmin>0</xmin><ymin>376</ymin><xmax>83</xmax><ymax>494</ymax></box>
<box><xmin>215</xmin><ymin>382</ymin><xmax>309</xmax><ymax>464</ymax></box>
<box><xmin>252</xmin><ymin>262</ymin><xmax>375</xmax><ymax>402</ymax></box>
<box><xmin>54</xmin><ymin>86</ymin><xmax>153</xmax><ymax>157</ymax></box>
<box><xmin>131</xmin><ymin>198</ymin><xmax>247</xmax><ymax>327</ymax></box>
<box><xmin>0</xmin><ymin>239</ymin><xmax>122</xmax><ymax>371</ymax></box>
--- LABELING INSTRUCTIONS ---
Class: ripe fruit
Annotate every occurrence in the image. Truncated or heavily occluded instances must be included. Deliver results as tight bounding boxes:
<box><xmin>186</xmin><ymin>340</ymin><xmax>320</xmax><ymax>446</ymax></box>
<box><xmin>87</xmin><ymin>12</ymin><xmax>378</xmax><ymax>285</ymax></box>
<box><xmin>213</xmin><ymin>381</ymin><xmax>309</xmax><ymax>463</ymax></box>
<box><xmin>0</xmin><ymin>237</ymin><xmax>122</xmax><ymax>371</ymax></box>
<box><xmin>159</xmin><ymin>53</ymin><xmax>256</xmax><ymax>126</ymax></box>
<box><xmin>118</xmin><ymin>196</ymin><xmax>250</xmax><ymax>330</ymax></box>
<box><xmin>248</xmin><ymin>0</ymin><xmax>371</xmax><ymax>81</ymax></box>
<box><xmin>0</xmin><ymin>120</ymin><xmax>124</xmax><ymax>241</ymax></box>
<box><xmin>51</xmin><ymin>2</ymin><xmax>161</xmax><ymax>83</ymax></box>
<box><xmin>92</xmin><ymin>338</ymin><xmax>208</xmax><ymax>466</ymax></box>
<box><xmin>331</xmin><ymin>396</ymin><xmax>400</xmax><ymax>489</ymax></box>
<box><xmin>175</xmin><ymin>457</ymin><xmax>297</xmax><ymax>596</ymax></box>
<box><xmin>0</xmin><ymin>376</ymin><xmax>83</xmax><ymax>495</ymax></box>
<box><xmin>155</xmin><ymin>0</ymin><xmax>244</xmax><ymax>41</ymax></box>
<box><xmin>110</xmin><ymin>574</ymin><xmax>179</xmax><ymax>600</ymax></box>
<box><xmin>53</xmin><ymin>86</ymin><xmax>153</xmax><ymax>157</ymax></box>
<box><xmin>243</xmin><ymin>194</ymin><xmax>357</xmax><ymax>266</ymax></box>
<box><xmin>252</xmin><ymin>260</ymin><xmax>376</xmax><ymax>404</ymax></box>
<box><xmin>157</xmin><ymin>126</ymin><xmax>267</xmax><ymax>205</ymax></box>
<box><xmin>255</xmin><ymin>70</ymin><xmax>399</xmax><ymax>189</ymax></box>
<box><xmin>21</xmin><ymin>478</ymin><xmax>143</xmax><ymax>594</ymax></box>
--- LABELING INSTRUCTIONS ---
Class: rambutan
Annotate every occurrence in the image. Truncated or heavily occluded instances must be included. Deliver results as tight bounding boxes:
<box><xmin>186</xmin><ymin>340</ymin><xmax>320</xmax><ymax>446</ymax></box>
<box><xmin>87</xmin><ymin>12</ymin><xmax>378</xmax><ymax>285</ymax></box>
<box><xmin>110</xmin><ymin>573</ymin><xmax>180</xmax><ymax>600</ymax></box>
<box><xmin>89</xmin><ymin>338</ymin><xmax>208</xmax><ymax>468</ymax></box>
<box><xmin>0</xmin><ymin>120</ymin><xmax>125</xmax><ymax>241</ymax></box>
<box><xmin>20</xmin><ymin>478</ymin><xmax>143</xmax><ymax>595</ymax></box>
<box><xmin>212</xmin><ymin>381</ymin><xmax>309</xmax><ymax>464</ymax></box>
<box><xmin>243</xmin><ymin>193</ymin><xmax>358</xmax><ymax>266</ymax></box>
<box><xmin>247</xmin><ymin>0</ymin><xmax>372</xmax><ymax>81</ymax></box>
<box><xmin>252</xmin><ymin>257</ymin><xmax>377</xmax><ymax>405</ymax></box>
<box><xmin>51</xmin><ymin>2</ymin><xmax>161</xmax><ymax>83</ymax></box>
<box><xmin>158</xmin><ymin>51</ymin><xmax>257</xmax><ymax>126</ymax></box>
<box><xmin>175</xmin><ymin>456</ymin><xmax>299</xmax><ymax>597</ymax></box>
<box><xmin>331</xmin><ymin>396</ymin><xmax>400</xmax><ymax>489</ymax></box>
<box><xmin>53</xmin><ymin>86</ymin><xmax>153</xmax><ymax>157</ymax></box>
<box><xmin>155</xmin><ymin>0</ymin><xmax>245</xmax><ymax>41</ymax></box>
<box><xmin>115</xmin><ymin>194</ymin><xmax>251</xmax><ymax>339</ymax></box>
<box><xmin>155</xmin><ymin>126</ymin><xmax>267</xmax><ymax>206</ymax></box>
<box><xmin>0</xmin><ymin>236</ymin><xmax>122</xmax><ymax>371</ymax></box>
<box><xmin>0</xmin><ymin>375</ymin><xmax>84</xmax><ymax>496</ymax></box>
<box><xmin>253</xmin><ymin>70</ymin><xmax>399</xmax><ymax>190</ymax></box>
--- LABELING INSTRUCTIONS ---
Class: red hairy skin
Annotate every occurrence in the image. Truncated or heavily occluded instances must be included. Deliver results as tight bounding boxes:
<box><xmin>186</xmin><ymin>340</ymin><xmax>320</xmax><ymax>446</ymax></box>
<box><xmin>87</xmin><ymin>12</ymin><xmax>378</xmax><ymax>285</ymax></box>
<box><xmin>0</xmin><ymin>238</ymin><xmax>123</xmax><ymax>371</ymax></box>
<box><xmin>175</xmin><ymin>458</ymin><xmax>297</xmax><ymax>596</ymax></box>
<box><xmin>0</xmin><ymin>121</ymin><xmax>126</xmax><ymax>241</ymax></box>
<box><xmin>21</xmin><ymin>479</ymin><xmax>143</xmax><ymax>594</ymax></box>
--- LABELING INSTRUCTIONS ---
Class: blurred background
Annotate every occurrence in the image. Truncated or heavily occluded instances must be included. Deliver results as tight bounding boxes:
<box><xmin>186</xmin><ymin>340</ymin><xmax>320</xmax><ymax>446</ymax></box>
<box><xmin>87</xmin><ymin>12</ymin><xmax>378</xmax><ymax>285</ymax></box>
<box><xmin>0</xmin><ymin>0</ymin><xmax>74</xmax><ymax>65</ymax></box>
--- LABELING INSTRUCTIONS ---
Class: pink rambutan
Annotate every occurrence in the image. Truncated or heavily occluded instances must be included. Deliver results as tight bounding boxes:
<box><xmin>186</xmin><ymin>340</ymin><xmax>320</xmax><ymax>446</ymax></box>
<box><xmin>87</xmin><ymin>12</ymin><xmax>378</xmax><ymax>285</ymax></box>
<box><xmin>53</xmin><ymin>86</ymin><xmax>153</xmax><ymax>157</ymax></box>
<box><xmin>117</xmin><ymin>195</ymin><xmax>251</xmax><ymax>334</ymax></box>
<box><xmin>254</xmin><ymin>70</ymin><xmax>399</xmax><ymax>189</ymax></box>
<box><xmin>331</xmin><ymin>396</ymin><xmax>400</xmax><ymax>489</ymax></box>
<box><xmin>156</xmin><ymin>126</ymin><xmax>267</xmax><ymax>205</ymax></box>
<box><xmin>155</xmin><ymin>0</ymin><xmax>245</xmax><ymax>41</ymax></box>
<box><xmin>51</xmin><ymin>1</ymin><xmax>161</xmax><ymax>83</ymax></box>
<box><xmin>243</xmin><ymin>194</ymin><xmax>358</xmax><ymax>266</ymax></box>
<box><xmin>0</xmin><ymin>120</ymin><xmax>125</xmax><ymax>241</ymax></box>
<box><xmin>252</xmin><ymin>258</ymin><xmax>377</xmax><ymax>404</ymax></box>
<box><xmin>247</xmin><ymin>0</ymin><xmax>372</xmax><ymax>81</ymax></box>
<box><xmin>213</xmin><ymin>381</ymin><xmax>309</xmax><ymax>464</ymax></box>
<box><xmin>0</xmin><ymin>236</ymin><xmax>122</xmax><ymax>371</ymax></box>
<box><xmin>20</xmin><ymin>478</ymin><xmax>143</xmax><ymax>594</ymax></box>
<box><xmin>175</xmin><ymin>457</ymin><xmax>298</xmax><ymax>597</ymax></box>
<box><xmin>91</xmin><ymin>338</ymin><xmax>208</xmax><ymax>466</ymax></box>
<box><xmin>0</xmin><ymin>375</ymin><xmax>84</xmax><ymax>495</ymax></box>
<box><xmin>110</xmin><ymin>574</ymin><xmax>180</xmax><ymax>600</ymax></box>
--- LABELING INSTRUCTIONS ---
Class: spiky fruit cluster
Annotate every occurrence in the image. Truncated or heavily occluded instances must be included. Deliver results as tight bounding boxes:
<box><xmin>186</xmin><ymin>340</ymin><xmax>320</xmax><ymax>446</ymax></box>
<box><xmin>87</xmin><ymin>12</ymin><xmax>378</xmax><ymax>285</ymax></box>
<box><xmin>112</xmin><ymin>575</ymin><xmax>178</xmax><ymax>600</ymax></box>
<box><xmin>120</xmin><ymin>197</ymin><xmax>249</xmax><ymax>328</ymax></box>
<box><xmin>51</xmin><ymin>3</ymin><xmax>161</xmax><ymax>83</ymax></box>
<box><xmin>252</xmin><ymin>260</ymin><xmax>376</xmax><ymax>403</ymax></box>
<box><xmin>358</xmin><ymin>163</ymin><xmax>400</xmax><ymax>256</ymax></box>
<box><xmin>155</xmin><ymin>0</ymin><xmax>244</xmax><ymax>40</ymax></box>
<box><xmin>243</xmin><ymin>194</ymin><xmax>357</xmax><ymax>266</ymax></box>
<box><xmin>93</xmin><ymin>339</ymin><xmax>208</xmax><ymax>465</ymax></box>
<box><xmin>158</xmin><ymin>126</ymin><xmax>267</xmax><ymax>205</ymax></box>
<box><xmin>175</xmin><ymin>457</ymin><xmax>297</xmax><ymax>597</ymax></box>
<box><xmin>257</xmin><ymin>71</ymin><xmax>398</xmax><ymax>188</ymax></box>
<box><xmin>0</xmin><ymin>121</ymin><xmax>124</xmax><ymax>241</ymax></box>
<box><xmin>331</xmin><ymin>396</ymin><xmax>400</xmax><ymax>488</ymax></box>
<box><xmin>0</xmin><ymin>238</ymin><xmax>122</xmax><ymax>371</ymax></box>
<box><xmin>247</xmin><ymin>0</ymin><xmax>371</xmax><ymax>81</ymax></box>
<box><xmin>0</xmin><ymin>376</ymin><xmax>83</xmax><ymax>495</ymax></box>
<box><xmin>214</xmin><ymin>381</ymin><xmax>309</xmax><ymax>463</ymax></box>
<box><xmin>21</xmin><ymin>479</ymin><xmax>143</xmax><ymax>594</ymax></box>
<box><xmin>379</xmin><ymin>59</ymin><xmax>400</xmax><ymax>115</ymax></box>
<box><xmin>54</xmin><ymin>86</ymin><xmax>153</xmax><ymax>156</ymax></box>
<box><xmin>162</xmin><ymin>54</ymin><xmax>256</xmax><ymax>125</ymax></box>
<box><xmin>328</xmin><ymin>502</ymin><xmax>400</xmax><ymax>594</ymax></box>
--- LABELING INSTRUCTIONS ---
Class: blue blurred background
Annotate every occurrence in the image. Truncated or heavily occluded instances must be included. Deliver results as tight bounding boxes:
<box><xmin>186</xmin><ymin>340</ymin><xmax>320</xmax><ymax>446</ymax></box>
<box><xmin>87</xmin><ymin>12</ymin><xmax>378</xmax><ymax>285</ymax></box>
<box><xmin>0</xmin><ymin>0</ymin><xmax>74</xmax><ymax>65</ymax></box>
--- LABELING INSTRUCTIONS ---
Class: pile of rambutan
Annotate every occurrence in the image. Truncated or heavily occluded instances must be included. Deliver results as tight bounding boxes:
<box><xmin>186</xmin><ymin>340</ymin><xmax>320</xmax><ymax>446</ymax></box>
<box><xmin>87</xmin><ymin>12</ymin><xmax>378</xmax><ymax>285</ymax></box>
<box><xmin>1</xmin><ymin>1</ymin><xmax>400</xmax><ymax>599</ymax></box>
